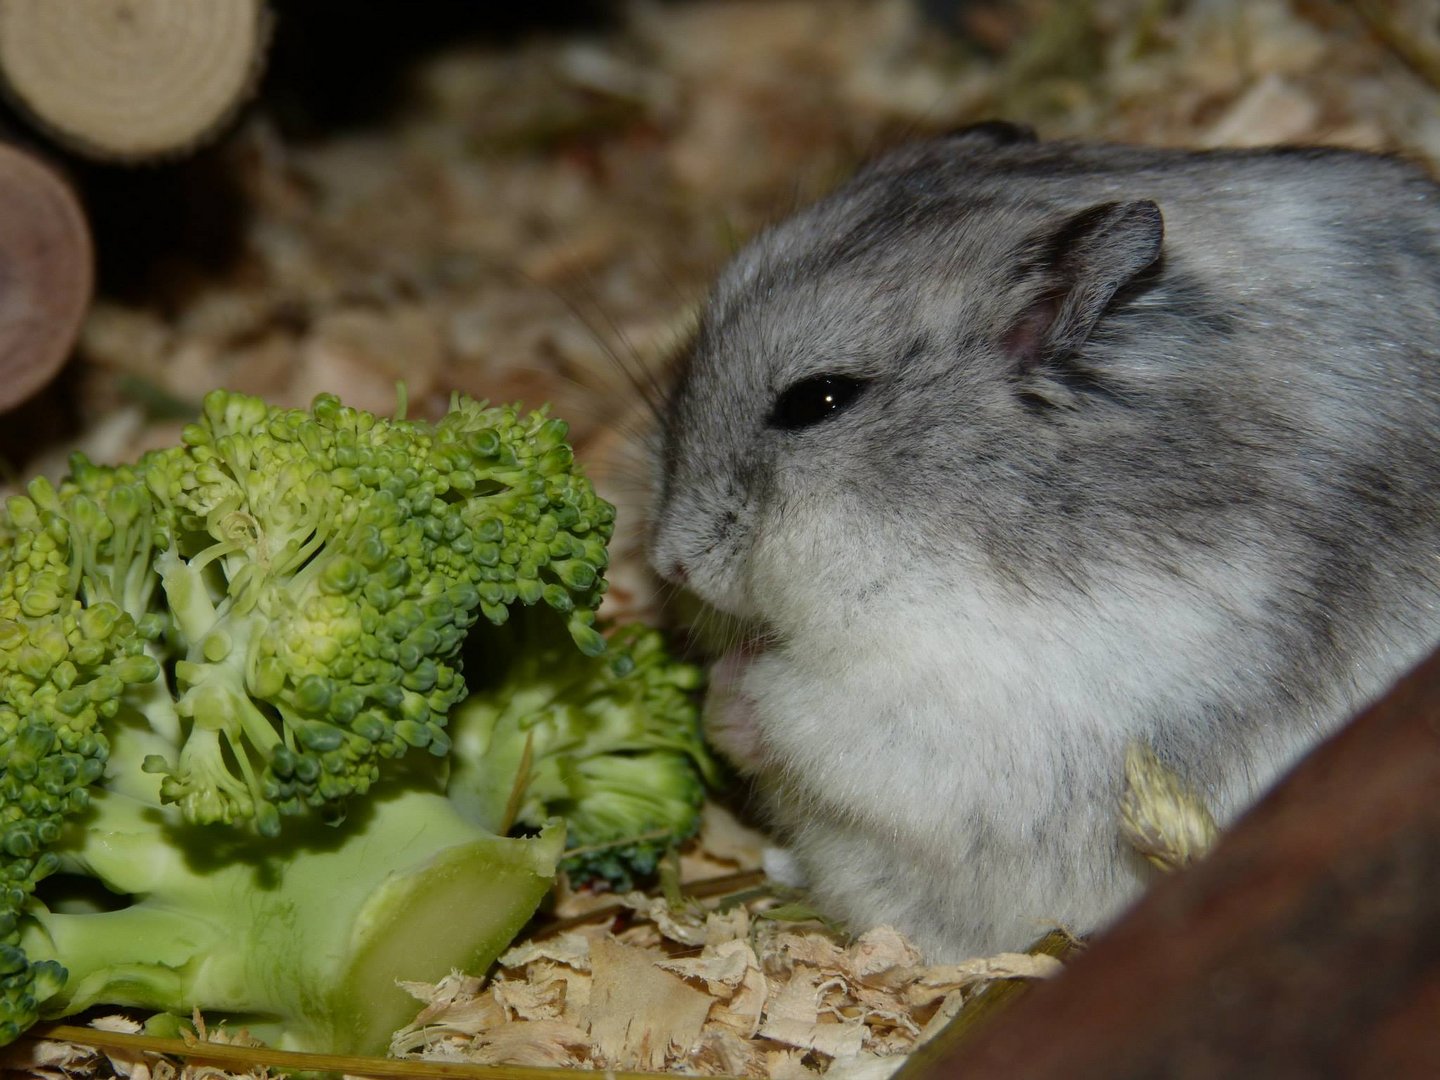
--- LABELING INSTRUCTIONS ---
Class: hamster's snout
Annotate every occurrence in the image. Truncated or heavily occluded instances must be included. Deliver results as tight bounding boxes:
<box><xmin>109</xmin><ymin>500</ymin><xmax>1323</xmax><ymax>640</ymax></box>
<box><xmin>646</xmin><ymin>515</ymin><xmax>689</xmax><ymax>586</ymax></box>
<box><xmin>648</xmin><ymin>506</ymin><xmax>759</xmax><ymax>619</ymax></box>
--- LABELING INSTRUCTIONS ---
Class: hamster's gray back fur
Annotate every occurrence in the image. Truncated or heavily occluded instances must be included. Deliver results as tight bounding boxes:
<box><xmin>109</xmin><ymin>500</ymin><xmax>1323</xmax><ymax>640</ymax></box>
<box><xmin>651</xmin><ymin>129</ymin><xmax>1440</xmax><ymax>959</ymax></box>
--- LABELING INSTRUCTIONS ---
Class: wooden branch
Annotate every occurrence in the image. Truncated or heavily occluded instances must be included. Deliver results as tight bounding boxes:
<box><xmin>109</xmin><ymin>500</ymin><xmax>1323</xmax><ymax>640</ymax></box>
<box><xmin>917</xmin><ymin>644</ymin><xmax>1440</xmax><ymax>1078</ymax></box>
<box><xmin>0</xmin><ymin>0</ymin><xmax>272</xmax><ymax>162</ymax></box>
<box><xmin>25</xmin><ymin>1022</ymin><xmax>748</xmax><ymax>1080</ymax></box>
<box><xmin>0</xmin><ymin>140</ymin><xmax>91</xmax><ymax>411</ymax></box>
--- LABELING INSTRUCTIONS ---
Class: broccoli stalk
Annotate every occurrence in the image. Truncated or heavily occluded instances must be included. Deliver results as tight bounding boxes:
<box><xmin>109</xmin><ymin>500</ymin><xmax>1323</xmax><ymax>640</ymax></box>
<box><xmin>21</xmin><ymin>740</ymin><xmax>562</xmax><ymax>1054</ymax></box>
<box><xmin>0</xmin><ymin>469</ymin><xmax>168</xmax><ymax>1040</ymax></box>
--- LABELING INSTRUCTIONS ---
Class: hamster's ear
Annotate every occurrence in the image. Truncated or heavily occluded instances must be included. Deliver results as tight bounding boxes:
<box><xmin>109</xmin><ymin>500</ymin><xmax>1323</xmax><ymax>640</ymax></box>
<box><xmin>1002</xmin><ymin>200</ymin><xmax>1163</xmax><ymax>371</ymax></box>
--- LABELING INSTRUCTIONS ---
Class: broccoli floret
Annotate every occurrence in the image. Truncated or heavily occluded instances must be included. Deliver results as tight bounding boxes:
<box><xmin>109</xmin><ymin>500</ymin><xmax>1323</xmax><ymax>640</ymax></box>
<box><xmin>135</xmin><ymin>390</ymin><xmax>614</xmax><ymax>836</ymax></box>
<box><xmin>448</xmin><ymin>615</ymin><xmax>715</xmax><ymax>891</ymax></box>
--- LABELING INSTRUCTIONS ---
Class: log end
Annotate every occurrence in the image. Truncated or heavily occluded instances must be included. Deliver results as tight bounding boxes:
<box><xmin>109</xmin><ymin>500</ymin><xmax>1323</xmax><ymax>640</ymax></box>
<box><xmin>0</xmin><ymin>0</ymin><xmax>272</xmax><ymax>162</ymax></box>
<box><xmin>0</xmin><ymin>142</ymin><xmax>92</xmax><ymax>411</ymax></box>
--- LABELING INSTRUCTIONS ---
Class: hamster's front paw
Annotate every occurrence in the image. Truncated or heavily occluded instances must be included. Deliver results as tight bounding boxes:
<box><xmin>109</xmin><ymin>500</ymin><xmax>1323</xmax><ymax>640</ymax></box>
<box><xmin>703</xmin><ymin>644</ymin><xmax>772</xmax><ymax>773</ymax></box>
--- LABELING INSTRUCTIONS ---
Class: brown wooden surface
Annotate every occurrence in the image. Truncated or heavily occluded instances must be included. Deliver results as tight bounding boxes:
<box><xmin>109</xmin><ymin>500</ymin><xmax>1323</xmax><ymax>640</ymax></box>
<box><xmin>921</xmin><ymin>645</ymin><xmax>1440</xmax><ymax>1079</ymax></box>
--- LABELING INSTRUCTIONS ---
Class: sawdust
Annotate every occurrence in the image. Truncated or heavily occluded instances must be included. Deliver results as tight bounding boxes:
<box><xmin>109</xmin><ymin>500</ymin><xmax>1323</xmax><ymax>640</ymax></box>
<box><xmin>388</xmin><ymin>891</ymin><xmax>1062</xmax><ymax>1079</ymax></box>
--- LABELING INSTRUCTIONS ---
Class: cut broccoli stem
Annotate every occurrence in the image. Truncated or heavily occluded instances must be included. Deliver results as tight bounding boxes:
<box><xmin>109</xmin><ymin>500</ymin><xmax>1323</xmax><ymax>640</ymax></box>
<box><xmin>24</xmin><ymin>785</ymin><xmax>563</xmax><ymax>1054</ymax></box>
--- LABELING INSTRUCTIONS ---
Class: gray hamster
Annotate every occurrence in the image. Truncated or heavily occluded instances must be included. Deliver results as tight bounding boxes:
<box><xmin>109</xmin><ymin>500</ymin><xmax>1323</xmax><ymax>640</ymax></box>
<box><xmin>647</xmin><ymin>123</ymin><xmax>1440</xmax><ymax>961</ymax></box>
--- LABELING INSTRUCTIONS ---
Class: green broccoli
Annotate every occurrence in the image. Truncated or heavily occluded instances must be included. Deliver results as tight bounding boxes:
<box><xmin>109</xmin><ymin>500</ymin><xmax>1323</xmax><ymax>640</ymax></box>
<box><xmin>0</xmin><ymin>389</ymin><xmax>709</xmax><ymax>1054</ymax></box>
<box><xmin>0</xmin><ymin>462</ymin><xmax>170</xmax><ymax>1040</ymax></box>
<box><xmin>138</xmin><ymin>390</ymin><xmax>612</xmax><ymax>835</ymax></box>
<box><xmin>448</xmin><ymin>614</ymin><xmax>716</xmax><ymax>891</ymax></box>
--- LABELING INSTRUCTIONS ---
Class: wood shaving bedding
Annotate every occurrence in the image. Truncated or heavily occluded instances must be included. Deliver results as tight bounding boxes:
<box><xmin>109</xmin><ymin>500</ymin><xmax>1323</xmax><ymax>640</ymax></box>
<box><xmin>388</xmin><ymin>883</ymin><xmax>1061</xmax><ymax>1079</ymax></box>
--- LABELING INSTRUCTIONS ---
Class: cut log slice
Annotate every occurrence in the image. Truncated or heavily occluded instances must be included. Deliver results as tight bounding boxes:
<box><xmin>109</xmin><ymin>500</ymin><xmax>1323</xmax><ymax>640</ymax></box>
<box><xmin>0</xmin><ymin>0</ymin><xmax>271</xmax><ymax>162</ymax></box>
<box><xmin>0</xmin><ymin>141</ymin><xmax>92</xmax><ymax>410</ymax></box>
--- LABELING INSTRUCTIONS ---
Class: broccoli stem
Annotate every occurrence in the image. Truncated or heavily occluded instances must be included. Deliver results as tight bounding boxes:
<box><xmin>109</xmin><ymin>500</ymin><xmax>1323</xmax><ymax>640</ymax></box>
<box><xmin>122</xmin><ymin>642</ymin><xmax>183</xmax><ymax>747</ymax></box>
<box><xmin>154</xmin><ymin>548</ymin><xmax>219</xmax><ymax>648</ymax></box>
<box><xmin>157</xmin><ymin>559</ymin><xmax>286</xmax><ymax>830</ymax></box>
<box><xmin>23</xmin><ymin>904</ymin><xmax>216</xmax><ymax>1019</ymax></box>
<box><xmin>23</xmin><ymin>785</ymin><xmax>563</xmax><ymax>1054</ymax></box>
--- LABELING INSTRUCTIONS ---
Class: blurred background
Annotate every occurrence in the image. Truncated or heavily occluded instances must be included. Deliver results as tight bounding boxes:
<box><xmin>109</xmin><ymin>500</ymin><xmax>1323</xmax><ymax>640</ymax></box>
<box><xmin>1</xmin><ymin>0</ymin><xmax>1437</xmax><ymax>618</ymax></box>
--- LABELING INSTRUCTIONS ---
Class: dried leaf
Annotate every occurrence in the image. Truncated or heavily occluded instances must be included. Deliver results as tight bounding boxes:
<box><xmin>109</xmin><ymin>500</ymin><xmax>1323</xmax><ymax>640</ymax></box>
<box><xmin>760</xmin><ymin>901</ymin><xmax>832</xmax><ymax>924</ymax></box>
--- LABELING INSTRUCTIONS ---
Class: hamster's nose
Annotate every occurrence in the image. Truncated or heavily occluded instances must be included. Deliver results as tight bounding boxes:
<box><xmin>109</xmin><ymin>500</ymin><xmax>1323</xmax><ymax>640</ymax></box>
<box><xmin>648</xmin><ymin>517</ymin><xmax>691</xmax><ymax>585</ymax></box>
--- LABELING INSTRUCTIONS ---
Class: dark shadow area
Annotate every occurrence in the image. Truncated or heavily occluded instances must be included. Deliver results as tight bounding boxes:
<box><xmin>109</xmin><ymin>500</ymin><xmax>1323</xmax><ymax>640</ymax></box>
<box><xmin>0</xmin><ymin>360</ymin><xmax>83</xmax><ymax>467</ymax></box>
<box><xmin>74</xmin><ymin>145</ymin><xmax>254</xmax><ymax>309</ymax></box>
<box><xmin>262</xmin><ymin>0</ymin><xmax>620</xmax><ymax>138</ymax></box>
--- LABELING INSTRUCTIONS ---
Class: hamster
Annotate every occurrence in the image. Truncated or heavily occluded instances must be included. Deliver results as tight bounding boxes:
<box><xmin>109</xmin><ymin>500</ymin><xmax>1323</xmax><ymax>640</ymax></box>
<box><xmin>647</xmin><ymin>122</ymin><xmax>1440</xmax><ymax>961</ymax></box>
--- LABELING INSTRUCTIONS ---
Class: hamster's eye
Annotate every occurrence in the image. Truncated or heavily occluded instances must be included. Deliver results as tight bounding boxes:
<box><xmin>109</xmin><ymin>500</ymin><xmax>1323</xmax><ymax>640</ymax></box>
<box><xmin>768</xmin><ymin>375</ymin><xmax>868</xmax><ymax>431</ymax></box>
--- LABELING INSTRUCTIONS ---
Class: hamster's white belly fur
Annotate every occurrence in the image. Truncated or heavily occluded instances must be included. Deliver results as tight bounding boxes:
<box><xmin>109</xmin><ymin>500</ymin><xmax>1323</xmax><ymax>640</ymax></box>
<box><xmin>733</xmin><ymin>565</ymin><xmax>1359</xmax><ymax>961</ymax></box>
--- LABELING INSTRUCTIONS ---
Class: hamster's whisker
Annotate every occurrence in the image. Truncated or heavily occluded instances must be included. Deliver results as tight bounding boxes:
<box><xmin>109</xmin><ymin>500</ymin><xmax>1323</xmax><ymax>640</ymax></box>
<box><xmin>502</xmin><ymin>263</ymin><xmax>670</xmax><ymax>427</ymax></box>
<box><xmin>560</xmin><ymin>275</ymin><xmax>673</xmax><ymax>424</ymax></box>
<box><xmin>635</xmin><ymin>242</ymin><xmax>708</xmax><ymax>320</ymax></box>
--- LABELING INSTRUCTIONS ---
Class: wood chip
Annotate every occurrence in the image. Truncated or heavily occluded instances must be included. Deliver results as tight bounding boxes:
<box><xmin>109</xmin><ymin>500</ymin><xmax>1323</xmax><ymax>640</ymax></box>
<box><xmin>587</xmin><ymin>937</ymin><xmax>715</xmax><ymax>1071</ymax></box>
